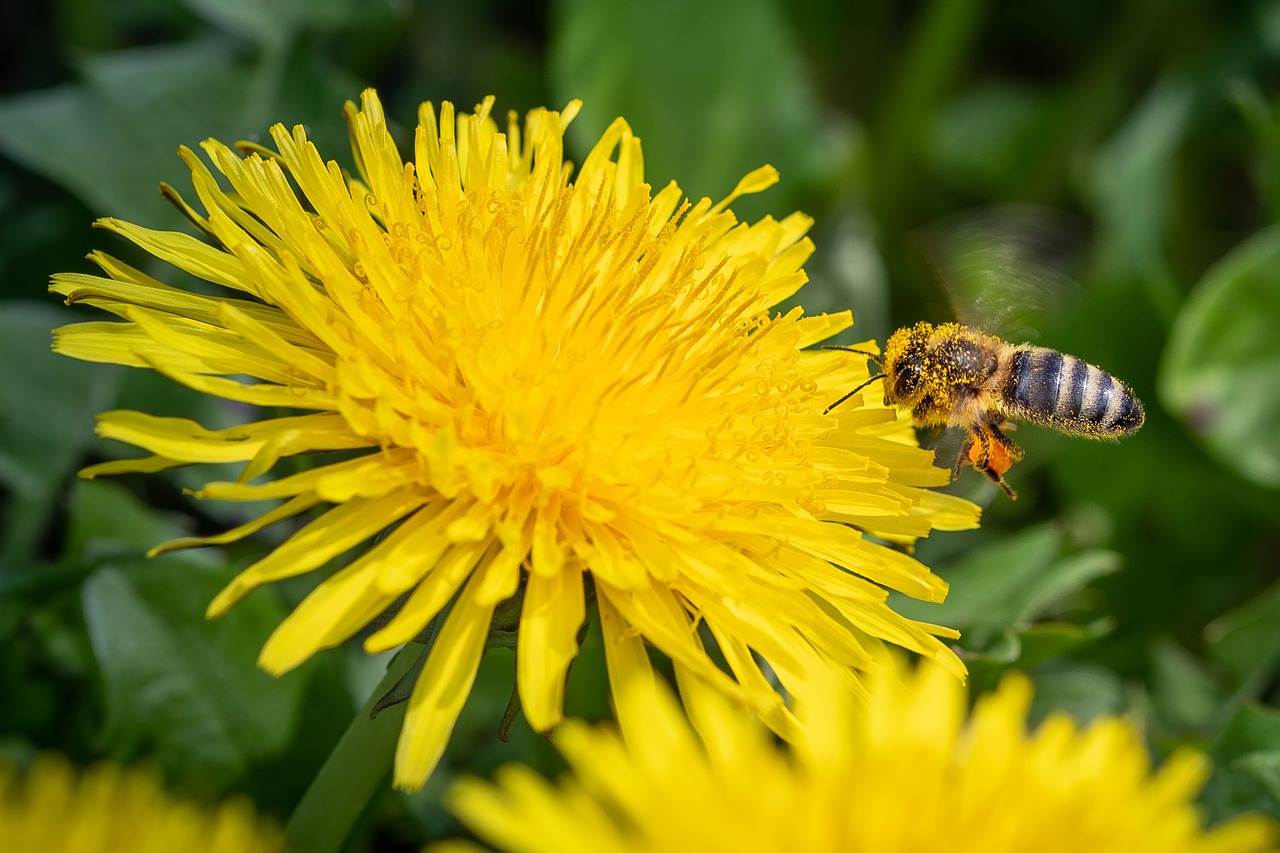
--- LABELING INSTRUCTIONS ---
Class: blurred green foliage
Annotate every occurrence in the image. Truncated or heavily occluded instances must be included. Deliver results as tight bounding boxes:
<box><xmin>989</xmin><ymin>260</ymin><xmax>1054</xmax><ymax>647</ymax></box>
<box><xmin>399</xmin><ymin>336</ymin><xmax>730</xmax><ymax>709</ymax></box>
<box><xmin>2</xmin><ymin>0</ymin><xmax>1280</xmax><ymax>848</ymax></box>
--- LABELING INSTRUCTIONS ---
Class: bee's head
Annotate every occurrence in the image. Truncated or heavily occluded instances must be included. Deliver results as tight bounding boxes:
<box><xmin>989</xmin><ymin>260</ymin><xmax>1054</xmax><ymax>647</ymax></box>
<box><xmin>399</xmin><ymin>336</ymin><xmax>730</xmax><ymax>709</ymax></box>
<box><xmin>882</xmin><ymin>322</ymin><xmax>933</xmax><ymax>406</ymax></box>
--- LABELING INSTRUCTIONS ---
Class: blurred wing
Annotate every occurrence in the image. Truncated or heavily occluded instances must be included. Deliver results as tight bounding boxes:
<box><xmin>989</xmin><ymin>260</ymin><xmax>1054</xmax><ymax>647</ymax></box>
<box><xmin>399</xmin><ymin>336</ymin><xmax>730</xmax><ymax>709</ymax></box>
<box><xmin>913</xmin><ymin>204</ymin><xmax>1086</xmax><ymax>342</ymax></box>
<box><xmin>927</xmin><ymin>424</ymin><xmax>967</xmax><ymax>477</ymax></box>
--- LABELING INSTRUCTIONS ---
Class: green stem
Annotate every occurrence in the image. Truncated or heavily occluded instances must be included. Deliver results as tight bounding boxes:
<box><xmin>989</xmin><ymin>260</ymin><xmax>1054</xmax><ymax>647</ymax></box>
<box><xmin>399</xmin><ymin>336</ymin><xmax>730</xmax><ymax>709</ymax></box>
<box><xmin>283</xmin><ymin>645</ymin><xmax>425</xmax><ymax>853</ymax></box>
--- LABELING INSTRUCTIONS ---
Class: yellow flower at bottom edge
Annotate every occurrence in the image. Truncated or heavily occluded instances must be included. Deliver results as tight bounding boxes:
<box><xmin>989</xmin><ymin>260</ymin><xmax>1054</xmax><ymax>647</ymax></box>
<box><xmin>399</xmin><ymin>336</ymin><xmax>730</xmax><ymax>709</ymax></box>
<box><xmin>442</xmin><ymin>658</ymin><xmax>1279</xmax><ymax>853</ymax></box>
<box><xmin>0</xmin><ymin>755</ymin><xmax>280</xmax><ymax>853</ymax></box>
<box><xmin>51</xmin><ymin>89</ymin><xmax>979</xmax><ymax>790</ymax></box>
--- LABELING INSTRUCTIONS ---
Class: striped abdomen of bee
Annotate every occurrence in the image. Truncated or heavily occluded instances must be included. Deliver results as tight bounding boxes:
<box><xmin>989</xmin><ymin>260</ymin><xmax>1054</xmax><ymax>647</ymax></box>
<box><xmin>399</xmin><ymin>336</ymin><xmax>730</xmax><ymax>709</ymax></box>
<box><xmin>1002</xmin><ymin>347</ymin><xmax>1144</xmax><ymax>439</ymax></box>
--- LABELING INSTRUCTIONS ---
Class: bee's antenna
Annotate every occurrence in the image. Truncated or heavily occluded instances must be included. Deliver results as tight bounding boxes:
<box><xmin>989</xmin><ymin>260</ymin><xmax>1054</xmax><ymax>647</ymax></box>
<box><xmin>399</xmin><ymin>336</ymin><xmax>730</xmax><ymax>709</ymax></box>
<box><xmin>824</xmin><ymin>374</ymin><xmax>886</xmax><ymax>415</ymax></box>
<box><xmin>822</xmin><ymin>345</ymin><xmax>884</xmax><ymax>365</ymax></box>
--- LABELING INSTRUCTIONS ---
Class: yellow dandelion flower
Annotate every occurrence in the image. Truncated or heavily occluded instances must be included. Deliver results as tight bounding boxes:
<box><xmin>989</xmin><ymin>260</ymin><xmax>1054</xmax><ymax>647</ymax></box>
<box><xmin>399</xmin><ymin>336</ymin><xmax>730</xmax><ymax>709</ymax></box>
<box><xmin>444</xmin><ymin>658</ymin><xmax>1279</xmax><ymax>853</ymax></box>
<box><xmin>51</xmin><ymin>89</ymin><xmax>978</xmax><ymax>790</ymax></box>
<box><xmin>0</xmin><ymin>755</ymin><xmax>280</xmax><ymax>853</ymax></box>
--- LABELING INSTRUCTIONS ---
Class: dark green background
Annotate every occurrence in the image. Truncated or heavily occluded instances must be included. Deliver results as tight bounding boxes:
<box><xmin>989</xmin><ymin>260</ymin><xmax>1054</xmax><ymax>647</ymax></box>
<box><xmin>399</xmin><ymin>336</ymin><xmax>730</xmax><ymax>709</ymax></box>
<box><xmin>2</xmin><ymin>0</ymin><xmax>1280</xmax><ymax>848</ymax></box>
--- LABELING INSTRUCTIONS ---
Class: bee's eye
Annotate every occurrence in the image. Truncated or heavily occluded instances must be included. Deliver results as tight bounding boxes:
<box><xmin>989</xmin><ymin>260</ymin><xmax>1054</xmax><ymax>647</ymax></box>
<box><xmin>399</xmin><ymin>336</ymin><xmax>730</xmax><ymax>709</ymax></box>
<box><xmin>893</xmin><ymin>358</ymin><xmax>922</xmax><ymax>398</ymax></box>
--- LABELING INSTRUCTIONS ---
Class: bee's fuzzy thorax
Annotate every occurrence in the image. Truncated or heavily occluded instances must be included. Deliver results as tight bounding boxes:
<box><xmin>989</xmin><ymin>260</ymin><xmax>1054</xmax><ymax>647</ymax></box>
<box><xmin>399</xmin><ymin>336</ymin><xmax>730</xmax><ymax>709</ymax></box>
<box><xmin>882</xmin><ymin>322</ymin><xmax>1007</xmax><ymax>424</ymax></box>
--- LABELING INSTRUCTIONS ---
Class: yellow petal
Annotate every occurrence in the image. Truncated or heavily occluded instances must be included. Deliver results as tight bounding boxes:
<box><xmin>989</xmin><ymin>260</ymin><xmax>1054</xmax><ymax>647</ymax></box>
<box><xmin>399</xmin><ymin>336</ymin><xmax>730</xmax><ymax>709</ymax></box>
<box><xmin>393</xmin><ymin>572</ymin><xmax>496</xmax><ymax>789</ymax></box>
<box><xmin>516</xmin><ymin>567</ymin><xmax>586</xmax><ymax>732</ymax></box>
<box><xmin>149</xmin><ymin>493</ymin><xmax>321</xmax><ymax>556</ymax></box>
<box><xmin>363</xmin><ymin>538</ymin><xmax>491</xmax><ymax>654</ymax></box>
<box><xmin>207</xmin><ymin>488</ymin><xmax>429</xmax><ymax>617</ymax></box>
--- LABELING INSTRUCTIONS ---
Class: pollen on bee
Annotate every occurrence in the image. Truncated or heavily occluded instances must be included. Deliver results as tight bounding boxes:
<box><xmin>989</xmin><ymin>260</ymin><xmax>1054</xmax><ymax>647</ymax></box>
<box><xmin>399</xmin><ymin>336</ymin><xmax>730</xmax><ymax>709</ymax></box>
<box><xmin>985</xmin><ymin>440</ymin><xmax>1015</xmax><ymax>476</ymax></box>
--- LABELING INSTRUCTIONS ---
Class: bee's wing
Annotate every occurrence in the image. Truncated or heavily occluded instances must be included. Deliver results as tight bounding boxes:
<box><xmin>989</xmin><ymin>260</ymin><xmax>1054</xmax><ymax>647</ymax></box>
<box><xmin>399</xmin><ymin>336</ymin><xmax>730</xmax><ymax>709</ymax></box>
<box><xmin>912</xmin><ymin>204</ymin><xmax>1086</xmax><ymax>342</ymax></box>
<box><xmin>923</xmin><ymin>424</ymin><xmax>968</xmax><ymax>481</ymax></box>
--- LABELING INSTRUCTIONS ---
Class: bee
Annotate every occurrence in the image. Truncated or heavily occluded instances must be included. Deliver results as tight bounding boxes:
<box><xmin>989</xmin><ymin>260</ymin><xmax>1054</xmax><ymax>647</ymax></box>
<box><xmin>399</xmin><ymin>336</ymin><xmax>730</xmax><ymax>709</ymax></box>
<box><xmin>825</xmin><ymin>321</ymin><xmax>1144</xmax><ymax>499</ymax></box>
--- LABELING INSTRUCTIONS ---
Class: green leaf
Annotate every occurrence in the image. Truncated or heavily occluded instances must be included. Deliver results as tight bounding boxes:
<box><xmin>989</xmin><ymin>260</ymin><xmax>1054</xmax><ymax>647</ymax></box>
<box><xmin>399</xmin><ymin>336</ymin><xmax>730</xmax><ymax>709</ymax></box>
<box><xmin>1234</xmin><ymin>751</ymin><xmax>1280</xmax><ymax>811</ymax></box>
<box><xmin>0</xmin><ymin>302</ymin><xmax>119</xmax><ymax>567</ymax></box>
<box><xmin>181</xmin><ymin>0</ymin><xmax>390</xmax><ymax>48</ymax></box>
<box><xmin>896</xmin><ymin>524</ymin><xmax>1061</xmax><ymax>630</ymax></box>
<box><xmin>65</xmin><ymin>480</ymin><xmax>201</xmax><ymax>561</ymax></box>
<box><xmin>963</xmin><ymin>630</ymin><xmax>1023</xmax><ymax>665</ymax></box>
<box><xmin>0</xmin><ymin>39</ymin><xmax>360</xmax><ymax>223</ymax></box>
<box><xmin>0</xmin><ymin>41</ymin><xmax>258</xmax><ymax>224</ymax></box>
<box><xmin>549</xmin><ymin>0</ymin><xmax>832</xmax><ymax>215</ymax></box>
<box><xmin>1087</xmin><ymin>80</ymin><xmax>1193</xmax><ymax>321</ymax></box>
<box><xmin>0</xmin><ymin>35</ymin><xmax>375</xmax><ymax>229</ymax></box>
<box><xmin>1</xmin><ymin>479</ymin><xmax>182</xmax><ymax>646</ymax></box>
<box><xmin>1205</xmin><ymin>578</ymin><xmax>1280</xmax><ymax>696</ymax></box>
<box><xmin>74</xmin><ymin>483</ymin><xmax>306</xmax><ymax>794</ymax></box>
<box><xmin>1016</xmin><ymin>549</ymin><xmax>1121</xmax><ymax>620</ymax></box>
<box><xmin>1160</xmin><ymin>225</ymin><xmax>1280</xmax><ymax>489</ymax></box>
<box><xmin>1202</xmin><ymin>704</ymin><xmax>1280</xmax><ymax>822</ymax></box>
<box><xmin>83</xmin><ymin>560</ymin><xmax>306</xmax><ymax>794</ymax></box>
<box><xmin>1010</xmin><ymin>620</ymin><xmax>1112</xmax><ymax>669</ymax></box>
<box><xmin>1148</xmin><ymin>639</ymin><xmax>1226</xmax><ymax>733</ymax></box>
<box><xmin>1216</xmin><ymin>704</ymin><xmax>1280</xmax><ymax>759</ymax></box>
<box><xmin>1028</xmin><ymin>662</ymin><xmax>1127</xmax><ymax>726</ymax></box>
<box><xmin>892</xmin><ymin>524</ymin><xmax>1119</xmax><ymax>651</ymax></box>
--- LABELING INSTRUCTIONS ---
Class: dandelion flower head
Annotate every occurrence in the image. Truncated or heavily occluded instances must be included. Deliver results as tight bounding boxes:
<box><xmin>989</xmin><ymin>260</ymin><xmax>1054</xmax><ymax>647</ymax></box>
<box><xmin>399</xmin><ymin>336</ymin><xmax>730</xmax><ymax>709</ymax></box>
<box><xmin>0</xmin><ymin>755</ymin><xmax>280</xmax><ymax>853</ymax></box>
<box><xmin>445</xmin><ymin>657</ymin><xmax>1279</xmax><ymax>853</ymax></box>
<box><xmin>52</xmin><ymin>90</ymin><xmax>979</xmax><ymax>789</ymax></box>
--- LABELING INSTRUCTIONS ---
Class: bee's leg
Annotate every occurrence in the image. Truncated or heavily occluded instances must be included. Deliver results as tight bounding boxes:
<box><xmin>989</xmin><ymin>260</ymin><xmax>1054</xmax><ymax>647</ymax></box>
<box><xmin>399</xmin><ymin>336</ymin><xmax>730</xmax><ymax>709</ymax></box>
<box><xmin>990</xmin><ymin>422</ymin><xmax>1024</xmax><ymax>465</ymax></box>
<box><xmin>967</xmin><ymin>422</ymin><xmax>1020</xmax><ymax>499</ymax></box>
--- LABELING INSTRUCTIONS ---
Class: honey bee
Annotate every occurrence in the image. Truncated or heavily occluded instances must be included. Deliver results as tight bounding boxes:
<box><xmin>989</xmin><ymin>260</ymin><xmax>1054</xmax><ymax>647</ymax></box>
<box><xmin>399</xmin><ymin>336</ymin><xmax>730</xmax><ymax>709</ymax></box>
<box><xmin>825</xmin><ymin>321</ymin><xmax>1145</xmax><ymax>499</ymax></box>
